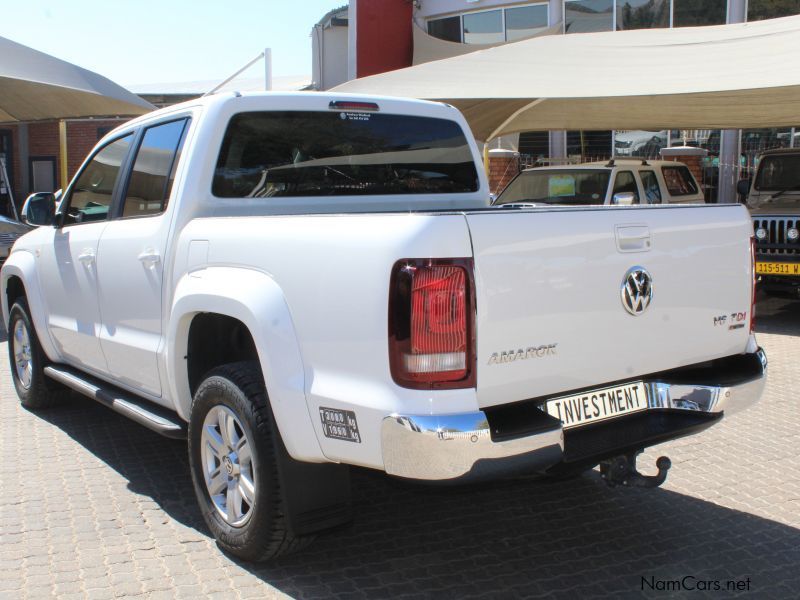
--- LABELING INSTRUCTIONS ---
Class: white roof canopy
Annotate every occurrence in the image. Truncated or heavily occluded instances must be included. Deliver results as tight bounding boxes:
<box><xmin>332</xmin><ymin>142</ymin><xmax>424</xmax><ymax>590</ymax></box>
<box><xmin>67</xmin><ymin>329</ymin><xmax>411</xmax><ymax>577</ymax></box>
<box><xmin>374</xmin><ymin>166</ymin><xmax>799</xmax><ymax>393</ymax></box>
<box><xmin>0</xmin><ymin>36</ymin><xmax>153</xmax><ymax>123</ymax></box>
<box><xmin>333</xmin><ymin>15</ymin><xmax>800</xmax><ymax>141</ymax></box>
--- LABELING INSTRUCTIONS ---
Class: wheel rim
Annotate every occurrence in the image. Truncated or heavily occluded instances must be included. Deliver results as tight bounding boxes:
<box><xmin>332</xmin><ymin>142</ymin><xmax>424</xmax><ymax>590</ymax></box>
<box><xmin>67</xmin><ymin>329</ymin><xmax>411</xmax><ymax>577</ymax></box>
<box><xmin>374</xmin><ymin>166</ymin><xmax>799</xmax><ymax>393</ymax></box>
<box><xmin>12</xmin><ymin>319</ymin><xmax>33</xmax><ymax>390</ymax></box>
<box><xmin>201</xmin><ymin>405</ymin><xmax>256</xmax><ymax>527</ymax></box>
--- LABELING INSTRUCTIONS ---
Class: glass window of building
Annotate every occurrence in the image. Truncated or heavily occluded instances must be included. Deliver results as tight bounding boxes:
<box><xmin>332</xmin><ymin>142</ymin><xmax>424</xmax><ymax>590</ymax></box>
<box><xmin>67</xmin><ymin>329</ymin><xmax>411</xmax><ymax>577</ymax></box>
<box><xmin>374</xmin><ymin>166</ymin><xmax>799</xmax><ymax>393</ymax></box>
<box><xmin>616</xmin><ymin>0</ymin><xmax>670</xmax><ymax>30</ymax></box>
<box><xmin>428</xmin><ymin>16</ymin><xmax>461</xmax><ymax>42</ymax></box>
<box><xmin>463</xmin><ymin>9</ymin><xmax>504</xmax><ymax>44</ymax></box>
<box><xmin>518</xmin><ymin>131</ymin><xmax>550</xmax><ymax>164</ymax></box>
<box><xmin>748</xmin><ymin>0</ymin><xmax>800</xmax><ymax>21</ymax></box>
<box><xmin>506</xmin><ymin>4</ymin><xmax>549</xmax><ymax>40</ymax></box>
<box><xmin>565</xmin><ymin>0</ymin><xmax>614</xmax><ymax>33</ymax></box>
<box><xmin>567</xmin><ymin>130</ymin><xmax>613</xmax><ymax>159</ymax></box>
<box><xmin>672</xmin><ymin>0</ymin><xmax>727</xmax><ymax>26</ymax></box>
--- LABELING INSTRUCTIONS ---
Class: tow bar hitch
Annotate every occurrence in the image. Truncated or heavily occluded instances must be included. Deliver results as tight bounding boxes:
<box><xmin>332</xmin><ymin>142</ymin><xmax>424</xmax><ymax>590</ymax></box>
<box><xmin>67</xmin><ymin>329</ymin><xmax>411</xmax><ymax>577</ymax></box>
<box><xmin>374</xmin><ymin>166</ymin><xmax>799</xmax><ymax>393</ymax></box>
<box><xmin>600</xmin><ymin>451</ymin><xmax>671</xmax><ymax>489</ymax></box>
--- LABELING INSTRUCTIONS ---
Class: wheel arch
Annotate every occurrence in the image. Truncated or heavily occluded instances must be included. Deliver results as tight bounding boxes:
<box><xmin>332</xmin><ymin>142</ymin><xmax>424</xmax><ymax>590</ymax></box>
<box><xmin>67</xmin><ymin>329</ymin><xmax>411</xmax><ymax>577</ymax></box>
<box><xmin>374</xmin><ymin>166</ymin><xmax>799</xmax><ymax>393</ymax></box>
<box><xmin>168</xmin><ymin>267</ymin><xmax>326</xmax><ymax>463</ymax></box>
<box><xmin>2</xmin><ymin>251</ymin><xmax>59</xmax><ymax>362</ymax></box>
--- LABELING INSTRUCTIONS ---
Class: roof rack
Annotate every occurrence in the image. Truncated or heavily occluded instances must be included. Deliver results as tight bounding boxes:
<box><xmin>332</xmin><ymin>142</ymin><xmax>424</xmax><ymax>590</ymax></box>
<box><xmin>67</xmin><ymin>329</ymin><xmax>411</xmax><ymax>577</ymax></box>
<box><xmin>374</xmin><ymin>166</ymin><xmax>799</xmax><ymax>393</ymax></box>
<box><xmin>604</xmin><ymin>157</ymin><xmax>651</xmax><ymax>167</ymax></box>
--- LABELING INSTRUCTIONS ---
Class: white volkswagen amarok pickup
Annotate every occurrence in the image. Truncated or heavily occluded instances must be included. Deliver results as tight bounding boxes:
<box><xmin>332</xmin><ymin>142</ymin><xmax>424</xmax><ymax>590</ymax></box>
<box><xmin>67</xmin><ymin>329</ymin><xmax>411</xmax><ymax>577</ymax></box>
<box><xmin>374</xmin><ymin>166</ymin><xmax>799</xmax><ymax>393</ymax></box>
<box><xmin>2</xmin><ymin>92</ymin><xmax>766</xmax><ymax>561</ymax></box>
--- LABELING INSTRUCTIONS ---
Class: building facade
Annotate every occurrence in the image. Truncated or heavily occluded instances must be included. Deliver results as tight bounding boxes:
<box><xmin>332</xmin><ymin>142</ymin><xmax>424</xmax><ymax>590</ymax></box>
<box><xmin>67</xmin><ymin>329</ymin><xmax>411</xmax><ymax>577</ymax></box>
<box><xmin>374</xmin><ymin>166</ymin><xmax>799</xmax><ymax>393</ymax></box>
<box><xmin>1</xmin><ymin>118</ymin><xmax>129</xmax><ymax>218</ymax></box>
<box><xmin>330</xmin><ymin>0</ymin><xmax>800</xmax><ymax>201</ymax></box>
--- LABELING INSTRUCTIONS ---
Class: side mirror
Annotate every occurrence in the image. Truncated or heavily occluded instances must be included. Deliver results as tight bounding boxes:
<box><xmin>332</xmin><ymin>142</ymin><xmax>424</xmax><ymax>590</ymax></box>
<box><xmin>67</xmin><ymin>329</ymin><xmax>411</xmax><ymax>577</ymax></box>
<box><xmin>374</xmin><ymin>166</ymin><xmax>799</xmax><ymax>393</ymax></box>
<box><xmin>737</xmin><ymin>179</ymin><xmax>751</xmax><ymax>197</ymax></box>
<box><xmin>611</xmin><ymin>192</ymin><xmax>635</xmax><ymax>206</ymax></box>
<box><xmin>21</xmin><ymin>192</ymin><xmax>56</xmax><ymax>226</ymax></box>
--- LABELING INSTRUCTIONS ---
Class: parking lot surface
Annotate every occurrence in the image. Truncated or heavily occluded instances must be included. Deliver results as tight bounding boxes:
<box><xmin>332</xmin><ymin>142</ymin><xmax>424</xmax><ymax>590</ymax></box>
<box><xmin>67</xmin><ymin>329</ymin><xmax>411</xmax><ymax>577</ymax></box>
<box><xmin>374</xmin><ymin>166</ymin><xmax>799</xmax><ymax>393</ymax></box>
<box><xmin>1</xmin><ymin>295</ymin><xmax>799</xmax><ymax>599</ymax></box>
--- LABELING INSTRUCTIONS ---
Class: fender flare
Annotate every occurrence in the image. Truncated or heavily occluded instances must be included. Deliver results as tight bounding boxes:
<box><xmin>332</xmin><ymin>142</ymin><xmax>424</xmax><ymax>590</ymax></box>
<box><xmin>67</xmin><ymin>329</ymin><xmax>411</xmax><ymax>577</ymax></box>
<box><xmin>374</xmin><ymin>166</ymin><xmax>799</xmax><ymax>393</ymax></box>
<box><xmin>1</xmin><ymin>250</ymin><xmax>61</xmax><ymax>362</ymax></box>
<box><xmin>168</xmin><ymin>266</ymin><xmax>327</xmax><ymax>463</ymax></box>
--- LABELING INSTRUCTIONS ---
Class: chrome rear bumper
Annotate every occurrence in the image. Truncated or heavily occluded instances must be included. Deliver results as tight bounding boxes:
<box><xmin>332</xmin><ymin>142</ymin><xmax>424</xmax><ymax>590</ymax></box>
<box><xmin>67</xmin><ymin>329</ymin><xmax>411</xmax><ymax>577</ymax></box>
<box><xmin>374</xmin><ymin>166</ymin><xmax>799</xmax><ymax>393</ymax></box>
<box><xmin>381</xmin><ymin>349</ymin><xmax>766</xmax><ymax>481</ymax></box>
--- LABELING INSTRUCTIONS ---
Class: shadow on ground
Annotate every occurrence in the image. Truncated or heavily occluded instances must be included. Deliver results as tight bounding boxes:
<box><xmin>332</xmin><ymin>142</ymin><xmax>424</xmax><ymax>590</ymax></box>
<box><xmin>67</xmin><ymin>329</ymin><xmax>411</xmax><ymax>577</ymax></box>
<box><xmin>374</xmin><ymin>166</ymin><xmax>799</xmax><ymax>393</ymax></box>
<box><xmin>755</xmin><ymin>292</ymin><xmax>800</xmax><ymax>336</ymax></box>
<box><xmin>30</xmin><ymin>392</ymin><xmax>800</xmax><ymax>598</ymax></box>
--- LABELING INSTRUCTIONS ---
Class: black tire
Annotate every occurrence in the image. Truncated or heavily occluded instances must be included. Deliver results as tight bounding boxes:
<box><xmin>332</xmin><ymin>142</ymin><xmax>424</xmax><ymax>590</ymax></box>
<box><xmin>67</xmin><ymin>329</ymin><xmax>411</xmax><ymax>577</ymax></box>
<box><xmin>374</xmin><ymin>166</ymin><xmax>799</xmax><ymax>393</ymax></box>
<box><xmin>7</xmin><ymin>298</ymin><xmax>70</xmax><ymax>409</ymax></box>
<box><xmin>188</xmin><ymin>360</ymin><xmax>310</xmax><ymax>561</ymax></box>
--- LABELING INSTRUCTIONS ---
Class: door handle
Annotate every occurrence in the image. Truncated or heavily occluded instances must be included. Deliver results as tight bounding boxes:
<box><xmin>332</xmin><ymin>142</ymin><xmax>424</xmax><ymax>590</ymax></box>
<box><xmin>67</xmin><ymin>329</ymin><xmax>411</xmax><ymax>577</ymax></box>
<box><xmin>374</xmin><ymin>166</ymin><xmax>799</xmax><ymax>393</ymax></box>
<box><xmin>615</xmin><ymin>225</ymin><xmax>651</xmax><ymax>253</ymax></box>
<box><xmin>78</xmin><ymin>249</ymin><xmax>96</xmax><ymax>265</ymax></box>
<box><xmin>138</xmin><ymin>249</ymin><xmax>161</xmax><ymax>267</ymax></box>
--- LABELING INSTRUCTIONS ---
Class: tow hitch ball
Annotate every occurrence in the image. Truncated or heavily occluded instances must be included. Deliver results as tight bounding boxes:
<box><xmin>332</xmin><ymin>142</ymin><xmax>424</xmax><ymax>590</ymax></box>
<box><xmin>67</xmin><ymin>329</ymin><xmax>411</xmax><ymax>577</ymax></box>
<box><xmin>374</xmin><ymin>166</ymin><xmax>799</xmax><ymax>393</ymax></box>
<box><xmin>600</xmin><ymin>451</ymin><xmax>671</xmax><ymax>489</ymax></box>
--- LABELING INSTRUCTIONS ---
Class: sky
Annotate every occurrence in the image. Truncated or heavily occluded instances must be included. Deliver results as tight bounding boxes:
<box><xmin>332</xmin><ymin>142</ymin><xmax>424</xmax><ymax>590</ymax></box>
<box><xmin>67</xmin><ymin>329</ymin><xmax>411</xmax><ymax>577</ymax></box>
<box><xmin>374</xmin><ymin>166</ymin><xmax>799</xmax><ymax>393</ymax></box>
<box><xmin>0</xmin><ymin>0</ymin><xmax>345</xmax><ymax>87</ymax></box>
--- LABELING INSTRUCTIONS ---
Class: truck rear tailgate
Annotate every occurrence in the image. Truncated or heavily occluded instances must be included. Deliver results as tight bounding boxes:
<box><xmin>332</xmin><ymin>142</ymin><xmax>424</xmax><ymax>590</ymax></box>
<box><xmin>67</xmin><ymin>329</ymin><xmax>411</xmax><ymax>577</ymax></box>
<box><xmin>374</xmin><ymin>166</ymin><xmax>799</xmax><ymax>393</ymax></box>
<box><xmin>466</xmin><ymin>205</ymin><xmax>753</xmax><ymax>408</ymax></box>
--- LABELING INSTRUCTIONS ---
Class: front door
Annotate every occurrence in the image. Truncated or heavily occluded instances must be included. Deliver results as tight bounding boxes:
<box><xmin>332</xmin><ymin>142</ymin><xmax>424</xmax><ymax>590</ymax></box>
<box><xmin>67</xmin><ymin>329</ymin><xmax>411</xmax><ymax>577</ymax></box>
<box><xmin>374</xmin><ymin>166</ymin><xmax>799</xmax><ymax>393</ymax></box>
<box><xmin>96</xmin><ymin>118</ymin><xmax>189</xmax><ymax>398</ymax></box>
<box><xmin>38</xmin><ymin>134</ymin><xmax>133</xmax><ymax>374</ymax></box>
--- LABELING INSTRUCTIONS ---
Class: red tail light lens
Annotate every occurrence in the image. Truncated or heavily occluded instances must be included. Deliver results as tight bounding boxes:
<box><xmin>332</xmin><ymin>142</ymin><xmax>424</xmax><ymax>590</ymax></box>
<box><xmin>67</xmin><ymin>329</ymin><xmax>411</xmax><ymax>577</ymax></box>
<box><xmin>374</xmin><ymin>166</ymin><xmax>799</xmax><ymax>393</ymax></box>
<box><xmin>750</xmin><ymin>235</ymin><xmax>757</xmax><ymax>334</ymax></box>
<box><xmin>329</xmin><ymin>101</ymin><xmax>380</xmax><ymax>112</ymax></box>
<box><xmin>389</xmin><ymin>258</ymin><xmax>476</xmax><ymax>389</ymax></box>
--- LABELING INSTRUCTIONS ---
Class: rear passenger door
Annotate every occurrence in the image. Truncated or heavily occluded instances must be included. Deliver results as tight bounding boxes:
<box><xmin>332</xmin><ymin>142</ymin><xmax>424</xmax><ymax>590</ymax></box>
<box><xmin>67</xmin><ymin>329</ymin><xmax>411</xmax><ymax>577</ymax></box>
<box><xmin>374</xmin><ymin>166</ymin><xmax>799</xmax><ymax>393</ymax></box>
<box><xmin>95</xmin><ymin>117</ymin><xmax>190</xmax><ymax>400</ymax></box>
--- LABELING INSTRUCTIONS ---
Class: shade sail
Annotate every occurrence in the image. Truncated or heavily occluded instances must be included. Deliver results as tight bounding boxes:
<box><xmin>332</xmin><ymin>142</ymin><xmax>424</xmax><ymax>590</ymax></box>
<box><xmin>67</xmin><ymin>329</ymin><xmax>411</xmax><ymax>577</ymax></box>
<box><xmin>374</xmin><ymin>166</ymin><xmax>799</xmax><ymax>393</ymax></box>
<box><xmin>333</xmin><ymin>15</ymin><xmax>800</xmax><ymax>140</ymax></box>
<box><xmin>412</xmin><ymin>21</ymin><xmax>562</xmax><ymax>65</ymax></box>
<box><xmin>0</xmin><ymin>36</ymin><xmax>154</xmax><ymax>122</ymax></box>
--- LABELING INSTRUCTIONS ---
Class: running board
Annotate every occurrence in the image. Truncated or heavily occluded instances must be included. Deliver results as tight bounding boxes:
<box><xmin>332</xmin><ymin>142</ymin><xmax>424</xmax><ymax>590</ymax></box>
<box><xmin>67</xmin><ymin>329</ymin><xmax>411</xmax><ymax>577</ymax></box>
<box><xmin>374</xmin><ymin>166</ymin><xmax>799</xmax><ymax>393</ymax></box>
<box><xmin>44</xmin><ymin>365</ymin><xmax>187</xmax><ymax>439</ymax></box>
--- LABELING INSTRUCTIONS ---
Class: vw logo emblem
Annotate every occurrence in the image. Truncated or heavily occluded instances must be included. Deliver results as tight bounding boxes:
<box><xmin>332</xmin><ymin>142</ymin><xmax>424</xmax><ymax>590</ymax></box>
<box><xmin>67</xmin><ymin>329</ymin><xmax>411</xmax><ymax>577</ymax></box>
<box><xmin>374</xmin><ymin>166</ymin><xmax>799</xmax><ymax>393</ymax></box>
<box><xmin>621</xmin><ymin>266</ymin><xmax>653</xmax><ymax>316</ymax></box>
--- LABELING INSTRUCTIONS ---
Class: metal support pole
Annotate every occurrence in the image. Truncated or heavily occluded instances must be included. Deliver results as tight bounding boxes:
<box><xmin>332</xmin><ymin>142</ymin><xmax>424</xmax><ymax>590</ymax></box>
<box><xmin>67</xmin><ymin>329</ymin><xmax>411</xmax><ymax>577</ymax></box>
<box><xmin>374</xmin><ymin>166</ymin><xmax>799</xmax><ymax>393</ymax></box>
<box><xmin>59</xmin><ymin>120</ymin><xmax>68</xmax><ymax>191</ymax></box>
<box><xmin>264</xmin><ymin>48</ymin><xmax>272</xmax><ymax>91</ymax></box>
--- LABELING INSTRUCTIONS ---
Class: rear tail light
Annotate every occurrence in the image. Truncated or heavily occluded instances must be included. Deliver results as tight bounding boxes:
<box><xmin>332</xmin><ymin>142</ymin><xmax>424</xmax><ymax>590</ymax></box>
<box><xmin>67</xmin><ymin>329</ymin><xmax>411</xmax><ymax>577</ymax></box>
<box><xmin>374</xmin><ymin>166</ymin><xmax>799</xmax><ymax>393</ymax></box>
<box><xmin>750</xmin><ymin>235</ymin><xmax>757</xmax><ymax>334</ymax></box>
<box><xmin>389</xmin><ymin>258</ymin><xmax>476</xmax><ymax>389</ymax></box>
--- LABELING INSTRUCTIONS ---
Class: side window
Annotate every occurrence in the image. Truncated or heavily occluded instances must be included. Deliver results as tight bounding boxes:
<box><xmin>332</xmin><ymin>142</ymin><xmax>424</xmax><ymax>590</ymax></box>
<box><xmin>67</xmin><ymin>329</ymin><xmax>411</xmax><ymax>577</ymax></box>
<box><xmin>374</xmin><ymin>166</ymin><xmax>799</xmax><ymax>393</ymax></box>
<box><xmin>64</xmin><ymin>134</ymin><xmax>132</xmax><ymax>225</ymax></box>
<box><xmin>661</xmin><ymin>165</ymin><xmax>699</xmax><ymax>196</ymax></box>
<box><xmin>639</xmin><ymin>170</ymin><xmax>662</xmax><ymax>204</ymax></box>
<box><xmin>121</xmin><ymin>119</ymin><xmax>189</xmax><ymax>218</ymax></box>
<box><xmin>612</xmin><ymin>171</ymin><xmax>640</xmax><ymax>203</ymax></box>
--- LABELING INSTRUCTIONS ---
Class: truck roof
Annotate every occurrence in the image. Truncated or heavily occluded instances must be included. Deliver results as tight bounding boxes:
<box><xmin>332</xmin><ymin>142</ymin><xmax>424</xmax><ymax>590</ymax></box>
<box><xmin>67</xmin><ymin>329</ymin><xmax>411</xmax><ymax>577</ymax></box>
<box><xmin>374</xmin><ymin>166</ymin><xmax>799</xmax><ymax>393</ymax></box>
<box><xmin>119</xmin><ymin>91</ymin><xmax>453</xmax><ymax>130</ymax></box>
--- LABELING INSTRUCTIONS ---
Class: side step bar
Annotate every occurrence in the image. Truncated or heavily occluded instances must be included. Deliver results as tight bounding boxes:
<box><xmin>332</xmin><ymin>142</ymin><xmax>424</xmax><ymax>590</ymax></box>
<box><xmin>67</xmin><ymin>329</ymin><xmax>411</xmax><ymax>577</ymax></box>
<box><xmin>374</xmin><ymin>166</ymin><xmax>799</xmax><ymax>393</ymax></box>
<box><xmin>44</xmin><ymin>365</ymin><xmax>187</xmax><ymax>439</ymax></box>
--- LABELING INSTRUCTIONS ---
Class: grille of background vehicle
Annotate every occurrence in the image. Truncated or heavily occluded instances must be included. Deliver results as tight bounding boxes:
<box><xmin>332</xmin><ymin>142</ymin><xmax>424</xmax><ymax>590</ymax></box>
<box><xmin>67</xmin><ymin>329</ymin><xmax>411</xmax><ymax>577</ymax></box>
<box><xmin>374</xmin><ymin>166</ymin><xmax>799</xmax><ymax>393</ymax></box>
<box><xmin>0</xmin><ymin>232</ymin><xmax>21</xmax><ymax>246</ymax></box>
<box><xmin>753</xmin><ymin>218</ymin><xmax>800</xmax><ymax>255</ymax></box>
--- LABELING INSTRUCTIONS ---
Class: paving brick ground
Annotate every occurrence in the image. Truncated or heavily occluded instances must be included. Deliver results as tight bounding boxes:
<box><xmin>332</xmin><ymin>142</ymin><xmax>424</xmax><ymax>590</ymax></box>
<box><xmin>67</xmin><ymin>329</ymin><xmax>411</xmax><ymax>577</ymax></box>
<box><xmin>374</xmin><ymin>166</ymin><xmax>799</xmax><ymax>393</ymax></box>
<box><xmin>1</xmin><ymin>294</ymin><xmax>799</xmax><ymax>599</ymax></box>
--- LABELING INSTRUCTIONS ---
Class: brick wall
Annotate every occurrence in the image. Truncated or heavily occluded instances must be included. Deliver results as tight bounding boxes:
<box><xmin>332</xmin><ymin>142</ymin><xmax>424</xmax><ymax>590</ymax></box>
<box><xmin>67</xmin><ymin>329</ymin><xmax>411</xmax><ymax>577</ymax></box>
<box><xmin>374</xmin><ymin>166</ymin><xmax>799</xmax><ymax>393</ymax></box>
<box><xmin>4</xmin><ymin>118</ymin><xmax>130</xmax><ymax>204</ymax></box>
<box><xmin>65</xmin><ymin>120</ymin><xmax>128</xmax><ymax>179</ymax></box>
<box><xmin>488</xmin><ymin>150</ymin><xmax>520</xmax><ymax>196</ymax></box>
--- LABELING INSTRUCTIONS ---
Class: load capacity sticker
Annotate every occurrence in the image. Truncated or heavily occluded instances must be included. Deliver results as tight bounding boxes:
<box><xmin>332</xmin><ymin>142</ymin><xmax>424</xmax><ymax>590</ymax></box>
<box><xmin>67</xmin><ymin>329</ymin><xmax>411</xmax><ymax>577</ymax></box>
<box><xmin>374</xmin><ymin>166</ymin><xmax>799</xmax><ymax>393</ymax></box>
<box><xmin>319</xmin><ymin>407</ymin><xmax>361</xmax><ymax>443</ymax></box>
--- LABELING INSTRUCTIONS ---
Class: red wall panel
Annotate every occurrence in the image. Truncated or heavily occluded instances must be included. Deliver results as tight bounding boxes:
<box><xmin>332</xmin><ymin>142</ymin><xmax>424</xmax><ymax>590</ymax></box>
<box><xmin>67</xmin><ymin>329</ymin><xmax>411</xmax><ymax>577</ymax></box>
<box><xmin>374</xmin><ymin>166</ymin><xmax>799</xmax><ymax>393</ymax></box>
<box><xmin>356</xmin><ymin>0</ymin><xmax>413</xmax><ymax>78</ymax></box>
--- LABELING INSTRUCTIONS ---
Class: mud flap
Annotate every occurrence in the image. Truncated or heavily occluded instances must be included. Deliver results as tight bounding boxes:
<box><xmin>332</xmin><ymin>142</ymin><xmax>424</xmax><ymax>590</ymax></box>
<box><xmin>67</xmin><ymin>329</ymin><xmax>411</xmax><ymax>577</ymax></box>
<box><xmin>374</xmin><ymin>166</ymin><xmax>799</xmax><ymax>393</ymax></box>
<box><xmin>271</xmin><ymin>424</ymin><xmax>353</xmax><ymax>537</ymax></box>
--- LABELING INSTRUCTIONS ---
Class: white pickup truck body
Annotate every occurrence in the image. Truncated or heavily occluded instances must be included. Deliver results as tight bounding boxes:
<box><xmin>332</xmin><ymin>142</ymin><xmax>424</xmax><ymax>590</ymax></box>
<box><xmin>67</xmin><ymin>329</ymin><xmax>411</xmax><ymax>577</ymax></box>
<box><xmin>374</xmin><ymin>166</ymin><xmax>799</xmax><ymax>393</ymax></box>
<box><xmin>2</xmin><ymin>92</ymin><xmax>766</xmax><ymax>560</ymax></box>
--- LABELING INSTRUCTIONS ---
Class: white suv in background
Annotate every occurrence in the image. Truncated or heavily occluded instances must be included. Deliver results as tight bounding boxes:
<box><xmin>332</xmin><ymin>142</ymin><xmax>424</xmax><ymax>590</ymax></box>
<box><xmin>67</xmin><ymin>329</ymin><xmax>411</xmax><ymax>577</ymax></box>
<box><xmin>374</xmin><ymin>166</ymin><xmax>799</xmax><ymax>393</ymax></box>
<box><xmin>494</xmin><ymin>158</ymin><xmax>705</xmax><ymax>207</ymax></box>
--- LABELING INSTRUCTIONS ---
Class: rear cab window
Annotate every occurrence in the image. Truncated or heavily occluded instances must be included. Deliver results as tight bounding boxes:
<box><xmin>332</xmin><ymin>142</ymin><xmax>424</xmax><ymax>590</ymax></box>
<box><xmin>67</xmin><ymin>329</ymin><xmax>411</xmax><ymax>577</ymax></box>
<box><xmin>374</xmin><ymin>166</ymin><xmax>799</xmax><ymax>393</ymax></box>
<box><xmin>212</xmin><ymin>111</ymin><xmax>479</xmax><ymax>198</ymax></box>
<box><xmin>661</xmin><ymin>165</ymin><xmax>698</xmax><ymax>196</ymax></box>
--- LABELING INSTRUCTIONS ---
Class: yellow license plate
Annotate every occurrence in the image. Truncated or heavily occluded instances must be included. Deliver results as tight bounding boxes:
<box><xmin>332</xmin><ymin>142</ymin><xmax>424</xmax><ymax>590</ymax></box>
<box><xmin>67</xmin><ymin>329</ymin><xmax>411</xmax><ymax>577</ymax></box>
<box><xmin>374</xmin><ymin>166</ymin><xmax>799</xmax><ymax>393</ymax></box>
<box><xmin>756</xmin><ymin>262</ymin><xmax>800</xmax><ymax>276</ymax></box>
